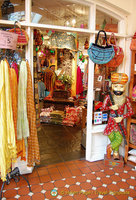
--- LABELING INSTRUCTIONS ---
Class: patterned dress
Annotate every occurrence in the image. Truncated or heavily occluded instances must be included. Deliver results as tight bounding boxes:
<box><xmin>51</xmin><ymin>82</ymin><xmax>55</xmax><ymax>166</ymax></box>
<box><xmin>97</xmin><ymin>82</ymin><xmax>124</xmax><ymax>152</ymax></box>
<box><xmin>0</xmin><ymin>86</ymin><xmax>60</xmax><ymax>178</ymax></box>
<box><xmin>101</xmin><ymin>95</ymin><xmax>134</xmax><ymax>136</ymax></box>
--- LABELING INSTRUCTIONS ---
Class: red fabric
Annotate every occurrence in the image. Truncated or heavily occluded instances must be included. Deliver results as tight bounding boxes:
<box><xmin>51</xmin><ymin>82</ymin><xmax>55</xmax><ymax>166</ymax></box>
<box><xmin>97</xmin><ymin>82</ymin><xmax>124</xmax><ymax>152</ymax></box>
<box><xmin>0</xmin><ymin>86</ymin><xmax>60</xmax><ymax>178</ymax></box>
<box><xmin>76</xmin><ymin>66</ymin><xmax>83</xmax><ymax>95</ymax></box>
<box><xmin>101</xmin><ymin>95</ymin><xmax>134</xmax><ymax>136</ymax></box>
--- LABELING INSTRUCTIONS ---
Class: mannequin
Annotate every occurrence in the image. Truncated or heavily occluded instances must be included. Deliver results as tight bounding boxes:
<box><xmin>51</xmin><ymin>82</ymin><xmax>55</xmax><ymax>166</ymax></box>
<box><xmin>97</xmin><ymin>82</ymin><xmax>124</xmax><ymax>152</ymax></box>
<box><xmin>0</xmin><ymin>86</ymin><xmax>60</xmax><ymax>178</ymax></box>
<box><xmin>101</xmin><ymin>73</ymin><xmax>134</xmax><ymax>160</ymax></box>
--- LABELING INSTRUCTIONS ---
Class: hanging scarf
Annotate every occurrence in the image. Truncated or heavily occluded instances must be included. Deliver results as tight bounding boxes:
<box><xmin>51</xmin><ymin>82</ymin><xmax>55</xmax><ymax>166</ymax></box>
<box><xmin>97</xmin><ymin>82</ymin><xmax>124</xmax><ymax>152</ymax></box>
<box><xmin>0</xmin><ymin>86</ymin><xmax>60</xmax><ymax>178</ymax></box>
<box><xmin>8</xmin><ymin>60</ymin><xmax>26</xmax><ymax>160</ymax></box>
<box><xmin>26</xmin><ymin>61</ymin><xmax>40</xmax><ymax>166</ymax></box>
<box><xmin>0</xmin><ymin>60</ymin><xmax>17</xmax><ymax>181</ymax></box>
<box><xmin>17</xmin><ymin>61</ymin><xmax>29</xmax><ymax>140</ymax></box>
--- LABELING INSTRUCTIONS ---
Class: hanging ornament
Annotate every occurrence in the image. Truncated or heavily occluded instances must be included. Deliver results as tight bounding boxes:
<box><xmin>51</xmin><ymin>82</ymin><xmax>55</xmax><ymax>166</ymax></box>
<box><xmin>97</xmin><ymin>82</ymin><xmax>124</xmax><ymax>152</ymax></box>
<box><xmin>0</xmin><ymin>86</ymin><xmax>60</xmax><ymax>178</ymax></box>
<box><xmin>84</xmin><ymin>38</ymin><xmax>89</xmax><ymax>49</ymax></box>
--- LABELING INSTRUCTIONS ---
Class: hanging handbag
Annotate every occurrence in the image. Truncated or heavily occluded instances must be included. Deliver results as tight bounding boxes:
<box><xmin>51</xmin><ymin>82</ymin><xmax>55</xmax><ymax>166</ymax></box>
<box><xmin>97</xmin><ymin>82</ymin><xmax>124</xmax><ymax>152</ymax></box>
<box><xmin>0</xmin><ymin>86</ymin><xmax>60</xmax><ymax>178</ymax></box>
<box><xmin>106</xmin><ymin>33</ymin><xmax>124</xmax><ymax>68</ymax></box>
<box><xmin>8</xmin><ymin>21</ymin><xmax>29</xmax><ymax>46</ymax></box>
<box><xmin>130</xmin><ymin>32</ymin><xmax>136</xmax><ymax>50</ymax></box>
<box><xmin>87</xmin><ymin>30</ymin><xmax>115</xmax><ymax>64</ymax></box>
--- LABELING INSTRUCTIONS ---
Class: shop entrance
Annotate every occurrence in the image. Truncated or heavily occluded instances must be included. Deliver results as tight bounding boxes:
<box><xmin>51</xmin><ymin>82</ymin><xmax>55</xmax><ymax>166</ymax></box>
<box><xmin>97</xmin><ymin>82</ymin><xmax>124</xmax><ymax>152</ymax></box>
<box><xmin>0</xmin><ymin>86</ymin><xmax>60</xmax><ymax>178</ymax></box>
<box><xmin>34</xmin><ymin>28</ymin><xmax>89</xmax><ymax>166</ymax></box>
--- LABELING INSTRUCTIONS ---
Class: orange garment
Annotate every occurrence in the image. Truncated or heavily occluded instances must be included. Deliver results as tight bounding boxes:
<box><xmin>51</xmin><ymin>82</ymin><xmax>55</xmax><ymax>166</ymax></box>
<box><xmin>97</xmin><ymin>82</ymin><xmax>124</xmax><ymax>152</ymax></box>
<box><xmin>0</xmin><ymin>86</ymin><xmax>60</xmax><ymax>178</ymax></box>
<box><xmin>8</xmin><ymin>60</ymin><xmax>26</xmax><ymax>160</ymax></box>
<box><xmin>44</xmin><ymin>67</ymin><xmax>55</xmax><ymax>91</ymax></box>
<box><xmin>26</xmin><ymin>61</ymin><xmax>40</xmax><ymax>166</ymax></box>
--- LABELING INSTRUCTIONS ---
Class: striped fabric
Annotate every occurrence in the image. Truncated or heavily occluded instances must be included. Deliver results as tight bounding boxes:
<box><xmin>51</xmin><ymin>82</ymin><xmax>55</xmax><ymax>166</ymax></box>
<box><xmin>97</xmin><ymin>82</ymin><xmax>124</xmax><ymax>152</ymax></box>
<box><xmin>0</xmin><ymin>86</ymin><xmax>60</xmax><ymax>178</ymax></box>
<box><xmin>26</xmin><ymin>61</ymin><xmax>40</xmax><ymax>167</ymax></box>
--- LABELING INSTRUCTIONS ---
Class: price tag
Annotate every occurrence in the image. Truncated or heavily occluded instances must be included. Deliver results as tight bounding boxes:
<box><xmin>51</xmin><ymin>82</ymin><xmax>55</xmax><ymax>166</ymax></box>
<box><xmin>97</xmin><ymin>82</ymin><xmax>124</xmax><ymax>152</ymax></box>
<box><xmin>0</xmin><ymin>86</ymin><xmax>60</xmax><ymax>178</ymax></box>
<box><xmin>0</xmin><ymin>30</ymin><xmax>18</xmax><ymax>50</ymax></box>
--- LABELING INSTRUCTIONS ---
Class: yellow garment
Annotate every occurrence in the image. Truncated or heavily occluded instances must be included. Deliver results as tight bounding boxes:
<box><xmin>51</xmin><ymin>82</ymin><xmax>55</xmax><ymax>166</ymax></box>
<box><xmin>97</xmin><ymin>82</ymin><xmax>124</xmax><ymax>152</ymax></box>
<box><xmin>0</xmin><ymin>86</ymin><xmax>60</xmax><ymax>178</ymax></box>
<box><xmin>8</xmin><ymin>61</ymin><xmax>26</xmax><ymax>160</ymax></box>
<box><xmin>0</xmin><ymin>60</ymin><xmax>17</xmax><ymax>182</ymax></box>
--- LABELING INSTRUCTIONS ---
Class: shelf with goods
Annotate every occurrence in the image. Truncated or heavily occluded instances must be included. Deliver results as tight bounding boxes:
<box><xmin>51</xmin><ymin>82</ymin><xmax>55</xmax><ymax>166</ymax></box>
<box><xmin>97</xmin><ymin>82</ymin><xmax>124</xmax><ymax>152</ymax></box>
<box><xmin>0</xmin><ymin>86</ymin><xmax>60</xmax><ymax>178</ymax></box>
<box><xmin>125</xmin><ymin>50</ymin><xmax>136</xmax><ymax>164</ymax></box>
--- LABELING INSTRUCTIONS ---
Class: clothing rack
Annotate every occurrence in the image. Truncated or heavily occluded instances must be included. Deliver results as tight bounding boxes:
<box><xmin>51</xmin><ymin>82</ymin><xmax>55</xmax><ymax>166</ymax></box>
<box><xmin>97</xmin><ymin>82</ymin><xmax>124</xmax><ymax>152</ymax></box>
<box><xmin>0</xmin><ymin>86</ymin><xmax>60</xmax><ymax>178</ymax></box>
<box><xmin>0</xmin><ymin>167</ymin><xmax>31</xmax><ymax>200</ymax></box>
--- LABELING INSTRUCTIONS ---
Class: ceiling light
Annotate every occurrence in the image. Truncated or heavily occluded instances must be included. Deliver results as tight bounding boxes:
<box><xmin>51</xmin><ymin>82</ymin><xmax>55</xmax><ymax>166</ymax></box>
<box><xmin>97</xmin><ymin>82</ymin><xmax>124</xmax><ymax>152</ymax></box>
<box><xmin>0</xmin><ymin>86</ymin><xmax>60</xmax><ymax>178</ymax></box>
<box><xmin>66</xmin><ymin>21</ymin><xmax>70</xmax><ymax>26</ymax></box>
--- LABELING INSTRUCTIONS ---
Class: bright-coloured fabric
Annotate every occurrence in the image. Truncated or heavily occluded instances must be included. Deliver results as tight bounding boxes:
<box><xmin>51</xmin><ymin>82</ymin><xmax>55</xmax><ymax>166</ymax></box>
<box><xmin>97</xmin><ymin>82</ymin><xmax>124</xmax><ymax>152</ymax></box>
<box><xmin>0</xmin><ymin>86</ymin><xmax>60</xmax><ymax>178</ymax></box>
<box><xmin>11</xmin><ymin>62</ymin><xmax>19</xmax><ymax>83</ymax></box>
<box><xmin>17</xmin><ymin>61</ymin><xmax>29</xmax><ymax>140</ymax></box>
<box><xmin>101</xmin><ymin>95</ymin><xmax>134</xmax><ymax>136</ymax></box>
<box><xmin>108</xmin><ymin>131</ymin><xmax>123</xmax><ymax>151</ymax></box>
<box><xmin>0</xmin><ymin>60</ymin><xmax>17</xmax><ymax>181</ymax></box>
<box><xmin>9</xmin><ymin>61</ymin><xmax>26</xmax><ymax>160</ymax></box>
<box><xmin>76</xmin><ymin>66</ymin><xmax>83</xmax><ymax>95</ymax></box>
<box><xmin>26</xmin><ymin>61</ymin><xmax>40</xmax><ymax>166</ymax></box>
<box><xmin>9</xmin><ymin>65</ymin><xmax>18</xmax><ymax>140</ymax></box>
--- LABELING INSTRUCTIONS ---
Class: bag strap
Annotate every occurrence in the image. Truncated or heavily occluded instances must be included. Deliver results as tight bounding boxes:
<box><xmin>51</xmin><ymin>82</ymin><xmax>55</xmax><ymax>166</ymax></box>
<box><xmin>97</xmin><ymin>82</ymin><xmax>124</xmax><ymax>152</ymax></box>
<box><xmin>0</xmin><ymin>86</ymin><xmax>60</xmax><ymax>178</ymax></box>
<box><xmin>95</xmin><ymin>30</ymin><xmax>108</xmax><ymax>46</ymax></box>
<box><xmin>14</xmin><ymin>21</ymin><xmax>23</xmax><ymax>36</ymax></box>
<box><xmin>108</xmin><ymin>32</ymin><xmax>117</xmax><ymax>45</ymax></box>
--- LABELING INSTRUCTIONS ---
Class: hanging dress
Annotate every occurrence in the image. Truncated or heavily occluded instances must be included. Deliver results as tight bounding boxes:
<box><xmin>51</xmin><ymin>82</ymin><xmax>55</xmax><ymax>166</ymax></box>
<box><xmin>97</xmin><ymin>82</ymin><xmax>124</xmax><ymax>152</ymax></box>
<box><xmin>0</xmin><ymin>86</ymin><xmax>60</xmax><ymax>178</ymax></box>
<box><xmin>0</xmin><ymin>60</ymin><xmax>17</xmax><ymax>181</ymax></box>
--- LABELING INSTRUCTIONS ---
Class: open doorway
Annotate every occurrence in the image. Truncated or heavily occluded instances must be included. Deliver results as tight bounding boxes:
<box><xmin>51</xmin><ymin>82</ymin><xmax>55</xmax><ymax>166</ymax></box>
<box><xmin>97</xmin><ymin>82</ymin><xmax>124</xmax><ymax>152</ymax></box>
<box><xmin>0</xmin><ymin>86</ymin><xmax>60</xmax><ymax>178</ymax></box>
<box><xmin>33</xmin><ymin>29</ymin><xmax>89</xmax><ymax>166</ymax></box>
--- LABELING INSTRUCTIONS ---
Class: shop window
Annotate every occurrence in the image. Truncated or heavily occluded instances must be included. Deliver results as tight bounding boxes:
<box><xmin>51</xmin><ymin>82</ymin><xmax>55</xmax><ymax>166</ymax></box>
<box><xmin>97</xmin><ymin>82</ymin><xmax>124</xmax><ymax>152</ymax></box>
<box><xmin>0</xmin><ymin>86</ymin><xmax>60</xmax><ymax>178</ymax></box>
<box><xmin>0</xmin><ymin>0</ymin><xmax>25</xmax><ymax>21</ymax></box>
<box><xmin>96</xmin><ymin>9</ymin><xmax>118</xmax><ymax>33</ymax></box>
<box><xmin>32</xmin><ymin>0</ymin><xmax>89</xmax><ymax>29</ymax></box>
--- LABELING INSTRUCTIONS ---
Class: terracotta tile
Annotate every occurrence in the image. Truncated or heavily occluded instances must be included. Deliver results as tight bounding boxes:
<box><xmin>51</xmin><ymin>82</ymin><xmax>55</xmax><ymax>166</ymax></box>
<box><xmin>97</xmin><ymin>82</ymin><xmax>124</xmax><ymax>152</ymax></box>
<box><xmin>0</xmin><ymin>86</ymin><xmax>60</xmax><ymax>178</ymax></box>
<box><xmin>40</xmin><ymin>174</ymin><xmax>51</xmax><ymax>183</ymax></box>
<box><xmin>127</xmin><ymin>188</ymin><xmax>136</xmax><ymax>197</ymax></box>
<box><xmin>43</xmin><ymin>182</ymin><xmax>55</xmax><ymax>191</ymax></box>
<box><xmin>97</xmin><ymin>186</ymin><xmax>109</xmax><ymax>196</ymax></box>
<box><xmin>113</xmin><ymin>167</ymin><xmax>124</xmax><ymax>173</ymax></box>
<box><xmin>86</xmin><ymin>173</ymin><xmax>96</xmax><ymax>180</ymax></box>
<box><xmin>119</xmin><ymin>172</ymin><xmax>130</xmax><ymax>179</ymax></box>
<box><xmin>107</xmin><ymin>183</ymin><xmax>120</xmax><ymax>191</ymax></box>
<box><xmin>80</xmin><ymin>167</ymin><xmax>91</xmax><ymax>174</ymax></box>
<box><xmin>101</xmin><ymin>177</ymin><xmax>112</xmax><ymax>185</ymax></box>
<box><xmin>115</xmin><ymin>194</ymin><xmax>129</xmax><ymax>200</ymax></box>
<box><xmin>46</xmin><ymin>164</ymin><xmax>57</xmax><ymax>169</ymax></box>
<box><xmin>104</xmin><ymin>169</ymin><xmax>115</xmax><ymax>175</ymax></box>
<box><xmin>124</xmin><ymin>165</ymin><xmax>132</xmax><ymax>171</ymax></box>
<box><xmin>96</xmin><ymin>163</ymin><xmax>107</xmax><ymax>170</ymax></box>
<box><xmin>50</xmin><ymin>173</ymin><xmax>62</xmax><ymax>181</ymax></box>
<box><xmin>19</xmin><ymin>196</ymin><xmax>31</xmax><ymax>200</ymax></box>
<box><xmin>48</xmin><ymin>167</ymin><xmax>59</xmax><ymax>174</ymax></box>
<box><xmin>65</xmin><ymin>177</ymin><xmax>77</xmax><ymax>185</ymax></box>
<box><xmin>116</xmin><ymin>181</ymin><xmax>129</xmax><ymax>189</ymax></box>
<box><xmin>75</xmin><ymin>162</ymin><xmax>88</xmax><ymax>169</ymax></box>
<box><xmin>110</xmin><ymin>175</ymin><xmax>122</xmax><ymax>182</ymax></box>
<box><xmin>67</xmin><ymin>164</ymin><xmax>78</xmax><ymax>170</ymax></box>
<box><xmin>60</xmin><ymin>172</ymin><xmax>72</xmax><ymax>178</ymax></box>
<box><xmin>31</xmin><ymin>184</ymin><xmax>43</xmax><ymax>193</ymax></box>
<box><xmin>127</xmin><ymin>178</ymin><xmax>136</xmax><ymax>186</ymax></box>
<box><xmin>4</xmin><ymin>180</ymin><xmax>17</xmax><ymax>190</ymax></box>
<box><xmin>56</xmin><ymin>162</ymin><xmax>66</xmax><ymax>167</ymax></box>
<box><xmin>65</xmin><ymin>160</ymin><xmax>75</xmax><ymax>165</ymax></box>
<box><xmin>27</xmin><ymin>169</ymin><xmax>38</xmax><ymax>178</ymax></box>
<box><xmin>74</xmin><ymin>193</ymin><xmax>87</xmax><ymax>200</ymax></box>
<box><xmin>4</xmin><ymin>189</ymin><xmax>17</xmax><ymax>199</ymax></box>
<box><xmin>127</xmin><ymin>170</ymin><xmax>136</xmax><ymax>176</ymax></box>
<box><xmin>69</xmin><ymin>185</ymin><xmax>81</xmax><ymax>192</ymax></box>
<box><xmin>58</xmin><ymin>166</ymin><xmax>69</xmax><ymax>173</ymax></box>
<box><xmin>37</xmin><ymin>168</ymin><xmax>49</xmax><ymax>176</ymax></box>
<box><xmin>31</xmin><ymin>192</ymin><xmax>45</xmax><ymax>200</ymax></box>
<box><xmin>16</xmin><ymin>178</ymin><xmax>28</xmax><ymax>188</ymax></box>
<box><xmin>54</xmin><ymin>180</ymin><xmax>66</xmax><ymax>188</ymax></box>
<box><xmin>88</xmin><ymin>165</ymin><xmax>101</xmax><ymax>171</ymax></box>
<box><xmin>76</xmin><ymin>175</ymin><xmax>86</xmax><ymax>183</ymax></box>
<box><xmin>91</xmin><ymin>179</ymin><xmax>102</xmax><ymax>187</ymax></box>
<box><xmin>18</xmin><ymin>186</ymin><xmax>30</xmax><ymax>196</ymax></box>
<box><xmin>70</xmin><ymin>169</ymin><xmax>82</xmax><ymax>176</ymax></box>
<box><xmin>80</xmin><ymin>182</ymin><xmax>92</xmax><ymax>190</ymax></box>
<box><xmin>103</xmin><ymin>194</ymin><xmax>117</xmax><ymax>199</ymax></box>
<box><xmin>57</xmin><ymin>186</ymin><xmax>69</xmax><ymax>196</ymax></box>
<box><xmin>29</xmin><ymin>176</ymin><xmax>40</xmax><ymax>185</ymax></box>
<box><xmin>8</xmin><ymin>198</ymin><xmax>16</xmax><ymax>200</ymax></box>
<box><xmin>85</xmin><ymin>189</ymin><xmax>98</xmax><ymax>199</ymax></box>
<box><xmin>95</xmin><ymin>171</ymin><xmax>106</xmax><ymax>178</ymax></box>
<box><xmin>61</xmin><ymin>195</ymin><xmax>75</xmax><ymax>200</ymax></box>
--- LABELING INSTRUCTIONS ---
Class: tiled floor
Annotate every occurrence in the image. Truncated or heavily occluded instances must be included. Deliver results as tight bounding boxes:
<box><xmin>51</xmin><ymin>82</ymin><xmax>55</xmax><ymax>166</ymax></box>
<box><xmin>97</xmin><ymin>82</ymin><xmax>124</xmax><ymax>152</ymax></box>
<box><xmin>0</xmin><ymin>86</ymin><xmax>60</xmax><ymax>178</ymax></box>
<box><xmin>0</xmin><ymin>159</ymin><xmax>136</xmax><ymax>200</ymax></box>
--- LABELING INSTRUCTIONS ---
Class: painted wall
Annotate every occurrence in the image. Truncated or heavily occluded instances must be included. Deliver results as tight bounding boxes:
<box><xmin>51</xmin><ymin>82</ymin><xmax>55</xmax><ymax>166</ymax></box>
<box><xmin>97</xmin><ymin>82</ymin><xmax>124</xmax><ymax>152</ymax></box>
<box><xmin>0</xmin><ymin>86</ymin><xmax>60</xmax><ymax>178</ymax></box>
<box><xmin>100</xmin><ymin>0</ymin><xmax>136</xmax><ymax>34</ymax></box>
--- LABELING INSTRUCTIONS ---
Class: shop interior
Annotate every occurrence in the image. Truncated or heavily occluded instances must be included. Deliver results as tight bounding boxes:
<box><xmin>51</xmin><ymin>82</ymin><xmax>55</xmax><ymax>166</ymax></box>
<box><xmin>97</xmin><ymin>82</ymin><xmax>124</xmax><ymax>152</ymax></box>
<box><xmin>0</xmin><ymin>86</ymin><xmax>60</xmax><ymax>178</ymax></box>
<box><xmin>34</xmin><ymin>29</ymin><xmax>89</xmax><ymax>166</ymax></box>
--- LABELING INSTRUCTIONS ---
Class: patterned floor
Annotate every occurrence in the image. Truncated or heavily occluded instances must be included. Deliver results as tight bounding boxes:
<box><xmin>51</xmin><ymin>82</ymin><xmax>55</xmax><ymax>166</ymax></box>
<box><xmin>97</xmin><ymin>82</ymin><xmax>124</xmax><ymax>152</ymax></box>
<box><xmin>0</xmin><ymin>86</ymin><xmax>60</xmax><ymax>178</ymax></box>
<box><xmin>0</xmin><ymin>159</ymin><xmax>136</xmax><ymax>200</ymax></box>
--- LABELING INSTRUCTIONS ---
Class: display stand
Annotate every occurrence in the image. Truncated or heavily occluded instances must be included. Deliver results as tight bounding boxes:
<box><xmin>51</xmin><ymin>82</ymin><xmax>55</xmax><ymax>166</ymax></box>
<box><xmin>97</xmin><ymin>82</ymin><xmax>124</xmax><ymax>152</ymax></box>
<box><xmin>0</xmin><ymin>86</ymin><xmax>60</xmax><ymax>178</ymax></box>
<box><xmin>104</xmin><ymin>154</ymin><xmax>124</xmax><ymax>167</ymax></box>
<box><xmin>0</xmin><ymin>167</ymin><xmax>31</xmax><ymax>200</ymax></box>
